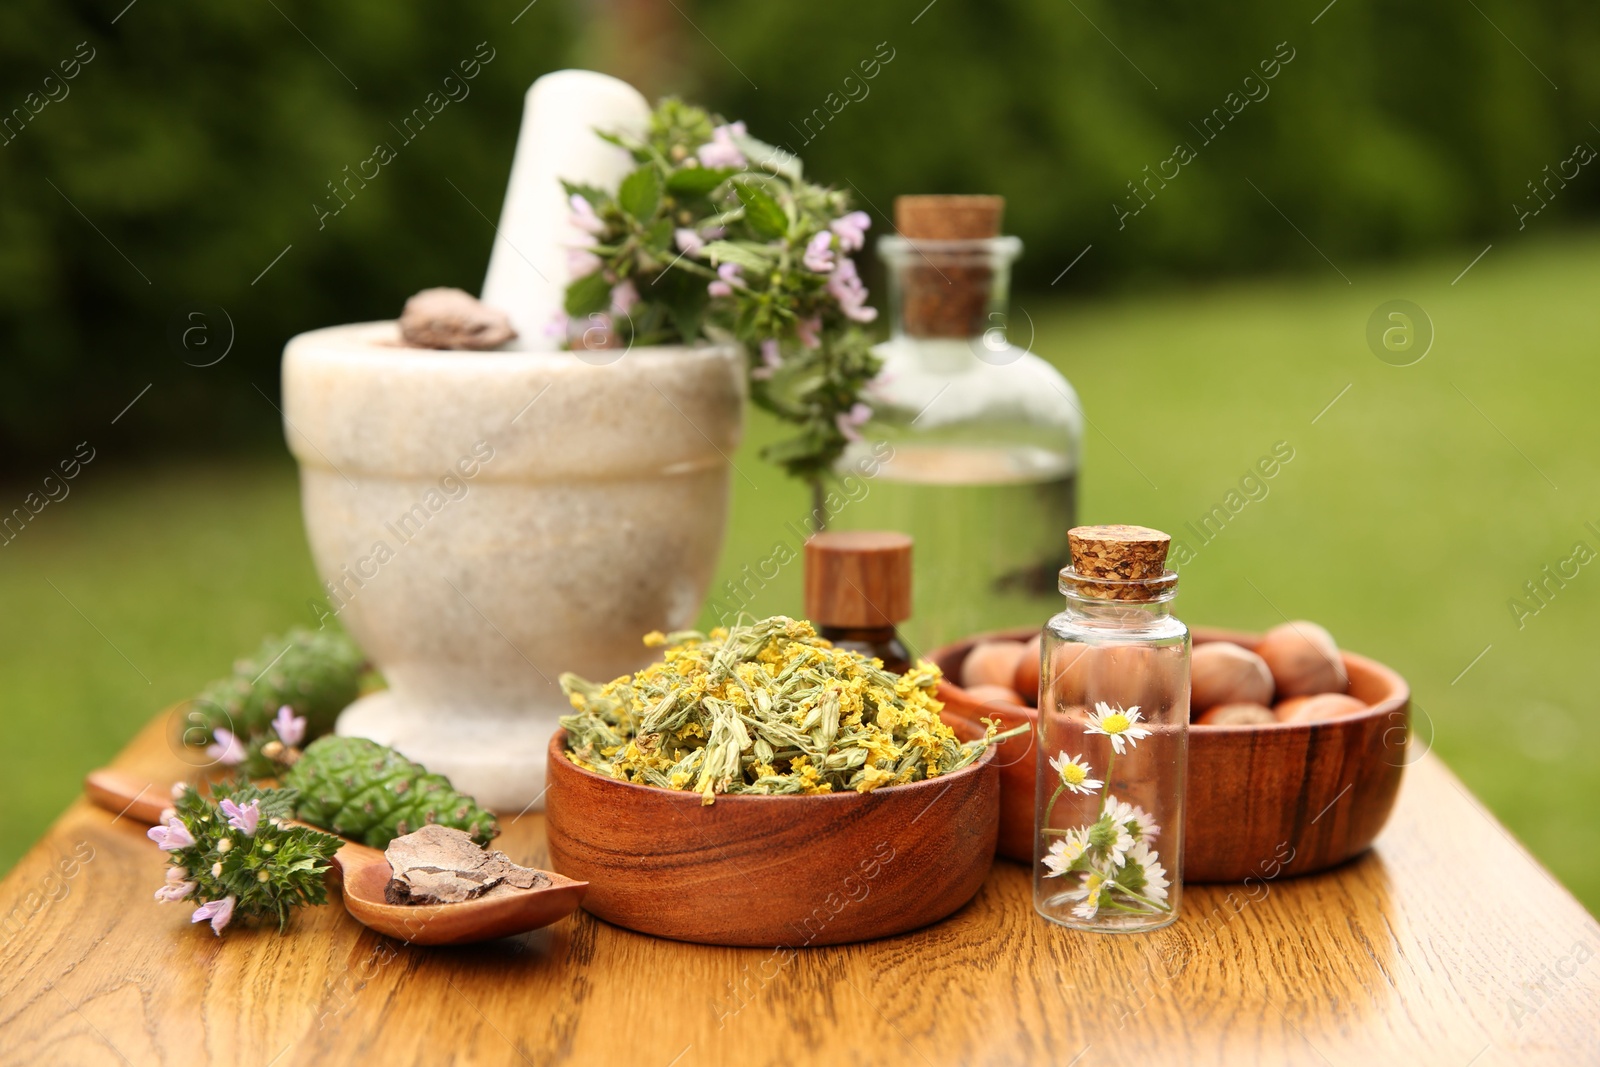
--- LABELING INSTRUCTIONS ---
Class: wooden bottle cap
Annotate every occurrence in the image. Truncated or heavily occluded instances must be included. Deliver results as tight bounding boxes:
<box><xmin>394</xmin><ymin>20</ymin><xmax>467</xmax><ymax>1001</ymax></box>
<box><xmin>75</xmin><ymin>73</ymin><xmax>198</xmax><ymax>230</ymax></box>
<box><xmin>804</xmin><ymin>531</ymin><xmax>912</xmax><ymax>629</ymax></box>
<box><xmin>1067</xmin><ymin>525</ymin><xmax>1172</xmax><ymax>582</ymax></box>
<box><xmin>894</xmin><ymin>195</ymin><xmax>1005</xmax><ymax>239</ymax></box>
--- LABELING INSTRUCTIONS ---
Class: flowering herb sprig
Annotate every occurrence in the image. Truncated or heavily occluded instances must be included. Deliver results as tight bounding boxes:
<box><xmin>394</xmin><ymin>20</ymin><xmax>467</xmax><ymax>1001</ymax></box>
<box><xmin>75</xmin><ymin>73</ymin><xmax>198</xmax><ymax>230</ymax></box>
<box><xmin>205</xmin><ymin>705</ymin><xmax>308</xmax><ymax>779</ymax></box>
<box><xmin>148</xmin><ymin>778</ymin><xmax>340</xmax><ymax>935</ymax></box>
<box><xmin>561</xmin><ymin>98</ymin><xmax>882</xmax><ymax>491</ymax></box>
<box><xmin>1040</xmin><ymin>701</ymin><xmax>1171</xmax><ymax>921</ymax></box>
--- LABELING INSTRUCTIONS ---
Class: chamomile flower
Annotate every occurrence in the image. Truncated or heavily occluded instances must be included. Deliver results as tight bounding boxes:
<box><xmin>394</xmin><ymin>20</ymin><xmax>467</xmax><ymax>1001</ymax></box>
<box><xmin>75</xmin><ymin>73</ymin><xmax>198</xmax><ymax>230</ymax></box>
<box><xmin>1088</xmin><ymin>813</ymin><xmax>1135</xmax><ymax>867</ymax></box>
<box><xmin>1085</xmin><ymin>701</ymin><xmax>1152</xmax><ymax>754</ymax></box>
<box><xmin>1126</xmin><ymin>840</ymin><xmax>1170</xmax><ymax>904</ymax></box>
<box><xmin>1104</xmin><ymin>795</ymin><xmax>1162</xmax><ymax>843</ymax></box>
<box><xmin>1042</xmin><ymin>829</ymin><xmax>1089</xmax><ymax>878</ymax></box>
<box><xmin>1068</xmin><ymin>870</ymin><xmax>1108</xmax><ymax>920</ymax></box>
<box><xmin>1048</xmin><ymin>752</ymin><xmax>1104</xmax><ymax>795</ymax></box>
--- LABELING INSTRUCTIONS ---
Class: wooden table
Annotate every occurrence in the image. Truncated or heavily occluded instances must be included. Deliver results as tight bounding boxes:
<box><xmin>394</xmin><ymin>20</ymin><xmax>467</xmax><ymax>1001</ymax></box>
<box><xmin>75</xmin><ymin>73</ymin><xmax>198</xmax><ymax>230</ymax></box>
<box><xmin>3</xmin><ymin>715</ymin><xmax>1597</xmax><ymax>1067</ymax></box>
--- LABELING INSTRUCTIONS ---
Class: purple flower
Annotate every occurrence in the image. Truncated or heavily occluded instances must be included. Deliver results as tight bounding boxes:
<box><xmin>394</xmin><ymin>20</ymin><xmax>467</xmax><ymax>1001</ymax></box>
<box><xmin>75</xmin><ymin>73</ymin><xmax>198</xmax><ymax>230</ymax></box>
<box><xmin>610</xmin><ymin>280</ymin><xmax>639</xmax><ymax>316</ymax></box>
<box><xmin>220</xmin><ymin>798</ymin><xmax>260</xmax><ymax>837</ymax></box>
<box><xmin>707</xmin><ymin>262</ymin><xmax>743</xmax><ymax>298</ymax></box>
<box><xmin>830</xmin><ymin>211</ymin><xmax>871</xmax><ymax>253</ymax></box>
<box><xmin>696</xmin><ymin>121</ymin><xmax>747</xmax><ymax>169</ymax></box>
<box><xmin>803</xmin><ymin>231</ymin><xmax>836</xmax><ymax>273</ymax></box>
<box><xmin>567</xmin><ymin>246</ymin><xmax>602</xmax><ymax>279</ymax></box>
<box><xmin>272</xmin><ymin>705</ymin><xmax>306</xmax><ymax>748</ymax></box>
<box><xmin>191</xmin><ymin>895</ymin><xmax>236</xmax><ymax>936</ymax></box>
<box><xmin>835</xmin><ymin>402</ymin><xmax>873</xmax><ymax>443</ymax></box>
<box><xmin>752</xmin><ymin>338</ymin><xmax>783</xmax><ymax>380</ymax></box>
<box><xmin>795</xmin><ymin>315</ymin><xmax>821</xmax><ymax>349</ymax></box>
<box><xmin>206</xmin><ymin>728</ymin><xmax>245</xmax><ymax>767</ymax></box>
<box><xmin>827</xmin><ymin>259</ymin><xmax>878</xmax><ymax>323</ymax></box>
<box><xmin>674</xmin><ymin>228</ymin><xmax>705</xmax><ymax>255</ymax></box>
<box><xmin>154</xmin><ymin>881</ymin><xmax>196</xmax><ymax>903</ymax></box>
<box><xmin>148</xmin><ymin>817</ymin><xmax>195</xmax><ymax>852</ymax></box>
<box><xmin>569</xmin><ymin>194</ymin><xmax>606</xmax><ymax>236</ymax></box>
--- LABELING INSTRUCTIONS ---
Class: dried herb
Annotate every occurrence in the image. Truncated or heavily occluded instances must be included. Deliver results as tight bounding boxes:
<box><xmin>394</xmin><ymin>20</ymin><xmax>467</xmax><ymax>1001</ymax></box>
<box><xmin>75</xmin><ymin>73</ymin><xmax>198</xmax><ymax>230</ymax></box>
<box><xmin>560</xmin><ymin>616</ymin><xmax>1018</xmax><ymax>804</ymax></box>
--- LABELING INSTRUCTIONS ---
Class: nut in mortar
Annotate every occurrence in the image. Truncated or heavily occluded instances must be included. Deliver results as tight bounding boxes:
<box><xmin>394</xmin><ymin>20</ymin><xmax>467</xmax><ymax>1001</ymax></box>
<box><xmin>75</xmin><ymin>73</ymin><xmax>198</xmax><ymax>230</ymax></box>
<box><xmin>1191</xmin><ymin>642</ymin><xmax>1275</xmax><ymax>710</ymax></box>
<box><xmin>1256</xmin><ymin>620</ymin><xmax>1348</xmax><ymax>698</ymax></box>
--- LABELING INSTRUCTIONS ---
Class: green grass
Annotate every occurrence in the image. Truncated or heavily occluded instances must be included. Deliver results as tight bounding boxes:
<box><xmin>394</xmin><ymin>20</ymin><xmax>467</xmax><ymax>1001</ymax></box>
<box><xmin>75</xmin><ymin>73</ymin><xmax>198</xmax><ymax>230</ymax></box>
<box><xmin>5</xmin><ymin>234</ymin><xmax>1598</xmax><ymax>914</ymax></box>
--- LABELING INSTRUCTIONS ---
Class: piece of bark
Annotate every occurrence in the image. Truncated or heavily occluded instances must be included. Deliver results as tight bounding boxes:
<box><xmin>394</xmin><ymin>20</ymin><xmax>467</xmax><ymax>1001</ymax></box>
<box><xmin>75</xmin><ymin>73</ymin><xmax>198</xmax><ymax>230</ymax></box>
<box><xmin>398</xmin><ymin>287</ymin><xmax>517</xmax><ymax>350</ymax></box>
<box><xmin>383</xmin><ymin>824</ymin><xmax>548</xmax><ymax>905</ymax></box>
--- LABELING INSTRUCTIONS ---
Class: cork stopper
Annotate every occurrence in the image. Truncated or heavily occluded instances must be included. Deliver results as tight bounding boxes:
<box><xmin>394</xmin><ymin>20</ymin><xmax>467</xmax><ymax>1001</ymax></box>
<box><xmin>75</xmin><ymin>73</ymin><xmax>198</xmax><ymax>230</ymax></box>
<box><xmin>804</xmin><ymin>531</ymin><xmax>912</xmax><ymax>629</ymax></box>
<box><xmin>892</xmin><ymin>195</ymin><xmax>1006</xmax><ymax>339</ymax></box>
<box><xmin>894</xmin><ymin>196</ymin><xmax>1004</xmax><ymax>240</ymax></box>
<box><xmin>1066</xmin><ymin>525</ymin><xmax>1173</xmax><ymax>600</ymax></box>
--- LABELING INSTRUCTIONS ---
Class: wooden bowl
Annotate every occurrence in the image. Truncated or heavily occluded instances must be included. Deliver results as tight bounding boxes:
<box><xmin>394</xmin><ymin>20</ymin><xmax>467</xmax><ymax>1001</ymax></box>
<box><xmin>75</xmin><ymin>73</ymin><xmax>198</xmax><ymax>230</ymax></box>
<box><xmin>932</xmin><ymin>626</ymin><xmax>1410</xmax><ymax>883</ymax></box>
<box><xmin>544</xmin><ymin>727</ymin><xmax>1000</xmax><ymax>946</ymax></box>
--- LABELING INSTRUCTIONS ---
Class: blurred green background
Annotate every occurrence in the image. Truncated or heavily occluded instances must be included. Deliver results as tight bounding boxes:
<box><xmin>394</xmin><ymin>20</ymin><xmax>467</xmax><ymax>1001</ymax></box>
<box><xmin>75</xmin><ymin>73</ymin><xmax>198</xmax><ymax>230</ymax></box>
<box><xmin>3</xmin><ymin>2</ymin><xmax>1598</xmax><ymax>911</ymax></box>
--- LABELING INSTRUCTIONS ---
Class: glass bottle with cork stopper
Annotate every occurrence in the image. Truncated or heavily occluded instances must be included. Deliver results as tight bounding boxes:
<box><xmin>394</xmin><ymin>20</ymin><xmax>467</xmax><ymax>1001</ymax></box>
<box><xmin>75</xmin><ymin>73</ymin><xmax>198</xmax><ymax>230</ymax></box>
<box><xmin>1034</xmin><ymin>524</ymin><xmax>1188</xmax><ymax>933</ymax></box>
<box><xmin>803</xmin><ymin>531</ymin><xmax>914</xmax><ymax>674</ymax></box>
<box><xmin>833</xmin><ymin>194</ymin><xmax>1083</xmax><ymax>653</ymax></box>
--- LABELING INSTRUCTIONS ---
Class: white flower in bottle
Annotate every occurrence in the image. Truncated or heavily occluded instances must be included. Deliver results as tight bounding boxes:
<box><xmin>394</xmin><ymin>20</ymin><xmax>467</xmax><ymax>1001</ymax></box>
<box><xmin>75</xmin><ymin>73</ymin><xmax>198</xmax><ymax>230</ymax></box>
<box><xmin>1127</xmin><ymin>840</ymin><xmax>1170</xmax><ymax>904</ymax></box>
<box><xmin>1088</xmin><ymin>813</ymin><xmax>1134</xmax><ymax>867</ymax></box>
<box><xmin>1105</xmin><ymin>796</ymin><xmax>1162</xmax><ymax>843</ymax></box>
<box><xmin>1047</xmin><ymin>752</ymin><xmax>1103</xmax><ymax>795</ymax></box>
<box><xmin>1068</xmin><ymin>870</ymin><xmax>1108</xmax><ymax>920</ymax></box>
<box><xmin>1042</xmin><ymin>829</ymin><xmax>1089</xmax><ymax>878</ymax></box>
<box><xmin>1085</xmin><ymin>702</ymin><xmax>1152</xmax><ymax>754</ymax></box>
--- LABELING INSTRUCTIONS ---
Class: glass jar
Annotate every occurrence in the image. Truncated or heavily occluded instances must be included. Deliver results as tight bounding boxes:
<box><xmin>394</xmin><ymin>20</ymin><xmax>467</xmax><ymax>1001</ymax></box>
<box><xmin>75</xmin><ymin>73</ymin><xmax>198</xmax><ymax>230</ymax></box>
<box><xmin>1033</xmin><ymin>540</ymin><xmax>1189</xmax><ymax>932</ymax></box>
<box><xmin>834</xmin><ymin>229</ymin><xmax>1083</xmax><ymax>654</ymax></box>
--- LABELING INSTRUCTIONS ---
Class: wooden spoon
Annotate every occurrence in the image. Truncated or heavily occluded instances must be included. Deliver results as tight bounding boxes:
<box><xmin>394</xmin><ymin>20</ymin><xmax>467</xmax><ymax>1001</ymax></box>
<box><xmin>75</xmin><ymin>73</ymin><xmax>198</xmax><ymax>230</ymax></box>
<box><xmin>85</xmin><ymin>768</ymin><xmax>588</xmax><ymax>945</ymax></box>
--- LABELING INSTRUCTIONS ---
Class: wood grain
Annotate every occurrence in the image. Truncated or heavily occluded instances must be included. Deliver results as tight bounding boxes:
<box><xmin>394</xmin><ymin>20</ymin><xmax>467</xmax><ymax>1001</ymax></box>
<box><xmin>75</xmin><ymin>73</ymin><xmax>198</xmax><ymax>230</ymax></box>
<box><xmin>2</xmin><ymin>713</ymin><xmax>1598</xmax><ymax>1066</ymax></box>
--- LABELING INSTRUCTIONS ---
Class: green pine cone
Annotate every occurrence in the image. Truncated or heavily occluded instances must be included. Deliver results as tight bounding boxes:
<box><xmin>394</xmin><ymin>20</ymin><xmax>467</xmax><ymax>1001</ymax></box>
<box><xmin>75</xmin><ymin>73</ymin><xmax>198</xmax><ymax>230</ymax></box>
<box><xmin>196</xmin><ymin>626</ymin><xmax>365</xmax><ymax>742</ymax></box>
<box><xmin>283</xmin><ymin>736</ymin><xmax>499</xmax><ymax>849</ymax></box>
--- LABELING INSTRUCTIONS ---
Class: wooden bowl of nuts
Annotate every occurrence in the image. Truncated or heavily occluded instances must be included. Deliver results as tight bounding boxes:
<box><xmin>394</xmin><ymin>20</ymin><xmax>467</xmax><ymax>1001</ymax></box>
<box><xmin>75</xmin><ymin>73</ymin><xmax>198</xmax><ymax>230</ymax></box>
<box><xmin>933</xmin><ymin>624</ymin><xmax>1410</xmax><ymax>882</ymax></box>
<box><xmin>544</xmin><ymin>724</ymin><xmax>1000</xmax><ymax>947</ymax></box>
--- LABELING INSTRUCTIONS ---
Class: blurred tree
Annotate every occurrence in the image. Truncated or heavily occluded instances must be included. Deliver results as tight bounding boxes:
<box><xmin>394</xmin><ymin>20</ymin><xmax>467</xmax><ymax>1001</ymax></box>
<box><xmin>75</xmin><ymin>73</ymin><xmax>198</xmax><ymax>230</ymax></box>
<box><xmin>1</xmin><ymin>0</ymin><xmax>1596</xmax><ymax>471</ymax></box>
<box><xmin>0</xmin><ymin>1</ymin><xmax>577</xmax><ymax>469</ymax></box>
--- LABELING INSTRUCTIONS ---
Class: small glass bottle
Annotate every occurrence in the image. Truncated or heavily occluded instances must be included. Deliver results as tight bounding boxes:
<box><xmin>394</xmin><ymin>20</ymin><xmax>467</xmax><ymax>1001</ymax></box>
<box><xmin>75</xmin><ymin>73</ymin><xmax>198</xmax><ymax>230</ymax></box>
<box><xmin>803</xmin><ymin>531</ymin><xmax>913</xmax><ymax>674</ymax></box>
<box><xmin>833</xmin><ymin>195</ymin><xmax>1083</xmax><ymax>653</ymax></box>
<box><xmin>1033</xmin><ymin>524</ymin><xmax>1189</xmax><ymax>932</ymax></box>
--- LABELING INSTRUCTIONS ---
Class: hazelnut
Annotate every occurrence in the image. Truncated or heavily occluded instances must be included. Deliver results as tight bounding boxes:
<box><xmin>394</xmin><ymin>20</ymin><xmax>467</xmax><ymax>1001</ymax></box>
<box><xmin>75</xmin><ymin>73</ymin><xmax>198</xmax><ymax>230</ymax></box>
<box><xmin>1196</xmin><ymin>702</ymin><xmax>1277</xmax><ymax>726</ymax></box>
<box><xmin>962</xmin><ymin>640</ymin><xmax>1027</xmax><ymax>690</ymax></box>
<box><xmin>1012</xmin><ymin>633</ymin><xmax>1043</xmax><ymax>706</ymax></box>
<box><xmin>963</xmin><ymin>684</ymin><xmax>1024</xmax><ymax>706</ymax></box>
<box><xmin>1275</xmin><ymin>693</ymin><xmax>1367</xmax><ymax>724</ymax></box>
<box><xmin>1190</xmin><ymin>642</ymin><xmax>1274</xmax><ymax>710</ymax></box>
<box><xmin>1256</xmin><ymin>621</ymin><xmax>1348</xmax><ymax>697</ymax></box>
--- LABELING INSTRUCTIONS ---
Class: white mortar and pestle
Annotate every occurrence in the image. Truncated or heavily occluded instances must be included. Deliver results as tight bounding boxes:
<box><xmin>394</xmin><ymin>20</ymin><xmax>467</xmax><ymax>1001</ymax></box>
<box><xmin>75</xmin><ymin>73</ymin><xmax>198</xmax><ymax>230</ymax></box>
<box><xmin>281</xmin><ymin>71</ymin><xmax>744</xmax><ymax>812</ymax></box>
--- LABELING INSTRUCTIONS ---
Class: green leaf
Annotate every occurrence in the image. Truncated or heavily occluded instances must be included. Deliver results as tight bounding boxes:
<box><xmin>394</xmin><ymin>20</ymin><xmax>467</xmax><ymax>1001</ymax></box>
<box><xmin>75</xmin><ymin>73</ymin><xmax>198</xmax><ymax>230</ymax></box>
<box><xmin>560</xmin><ymin>181</ymin><xmax>612</xmax><ymax>209</ymax></box>
<box><xmin>565</xmin><ymin>271</ymin><xmax>612</xmax><ymax>317</ymax></box>
<box><xmin>735</xmin><ymin>181</ymin><xmax>788</xmax><ymax>240</ymax></box>
<box><xmin>644</xmin><ymin>216</ymin><xmax>675</xmax><ymax>254</ymax></box>
<box><xmin>700</xmin><ymin>240</ymin><xmax>777</xmax><ymax>274</ymax></box>
<box><xmin>618</xmin><ymin>166</ymin><xmax>663</xmax><ymax>221</ymax></box>
<box><xmin>666</xmin><ymin>166</ymin><xmax>737</xmax><ymax>196</ymax></box>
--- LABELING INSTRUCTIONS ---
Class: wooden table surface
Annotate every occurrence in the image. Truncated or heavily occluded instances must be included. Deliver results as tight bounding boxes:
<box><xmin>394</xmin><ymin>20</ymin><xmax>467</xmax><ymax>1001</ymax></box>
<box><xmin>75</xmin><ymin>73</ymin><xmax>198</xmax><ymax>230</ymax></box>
<box><xmin>2</xmin><ymin>714</ymin><xmax>1597</xmax><ymax>1067</ymax></box>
